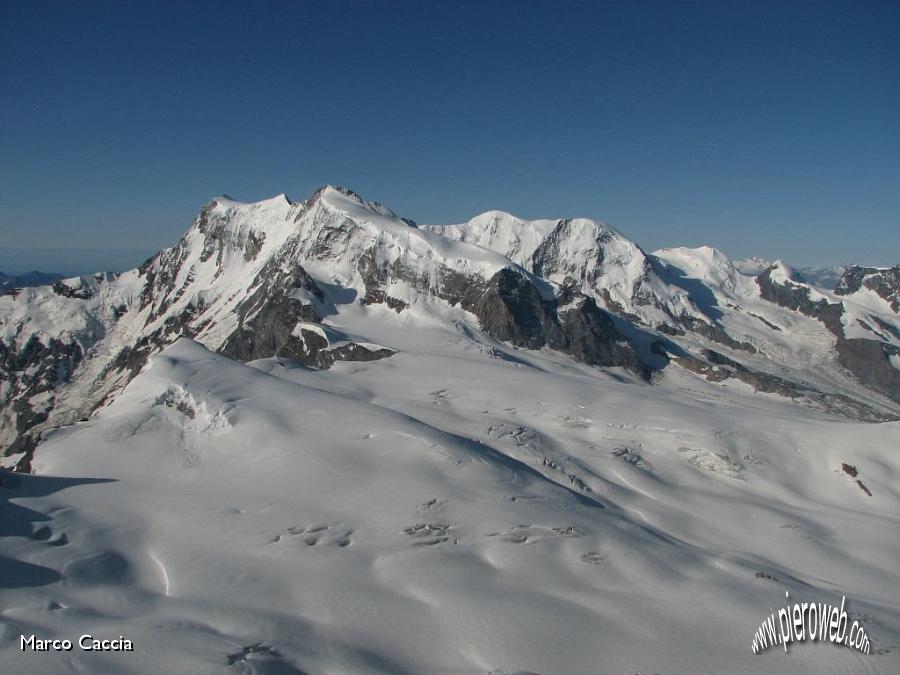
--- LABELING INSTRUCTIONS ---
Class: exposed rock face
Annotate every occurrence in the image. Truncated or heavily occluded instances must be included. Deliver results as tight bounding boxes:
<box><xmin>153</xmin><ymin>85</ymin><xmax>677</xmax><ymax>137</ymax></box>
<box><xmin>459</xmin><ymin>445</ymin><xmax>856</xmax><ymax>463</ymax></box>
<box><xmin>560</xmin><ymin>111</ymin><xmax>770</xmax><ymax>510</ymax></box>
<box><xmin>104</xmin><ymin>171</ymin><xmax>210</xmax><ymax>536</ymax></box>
<box><xmin>836</xmin><ymin>338</ymin><xmax>900</xmax><ymax>405</ymax></box>
<box><xmin>755</xmin><ymin>267</ymin><xmax>845</xmax><ymax>336</ymax></box>
<box><xmin>871</xmin><ymin>315</ymin><xmax>900</xmax><ymax>341</ymax></box>
<box><xmin>835</xmin><ymin>265</ymin><xmax>900</xmax><ymax>312</ymax></box>
<box><xmin>674</xmin><ymin>349</ymin><xmax>897</xmax><ymax>422</ymax></box>
<box><xmin>557</xmin><ymin>295</ymin><xmax>646</xmax><ymax>375</ymax></box>
<box><xmin>0</xmin><ymin>337</ymin><xmax>85</xmax><ymax>451</ymax></box>
<box><xmin>754</xmin><ymin>264</ymin><xmax>900</xmax><ymax>403</ymax></box>
<box><xmin>431</xmin><ymin>216</ymin><xmax>755</xmax><ymax>354</ymax></box>
<box><xmin>677</xmin><ymin>315</ymin><xmax>756</xmax><ymax>353</ymax></box>
<box><xmin>52</xmin><ymin>277</ymin><xmax>101</xmax><ymax>300</ymax></box>
<box><xmin>319</xmin><ymin>342</ymin><xmax>396</xmax><ymax>368</ymax></box>
<box><xmin>835</xmin><ymin>266</ymin><xmax>874</xmax><ymax>296</ymax></box>
<box><xmin>220</xmin><ymin>291</ymin><xmax>319</xmax><ymax>364</ymax></box>
<box><xmin>458</xmin><ymin>269</ymin><xmax>646</xmax><ymax>376</ymax></box>
<box><xmin>0</xmin><ymin>335</ymin><xmax>91</xmax><ymax>471</ymax></box>
<box><xmin>219</xmin><ymin>259</ymin><xmax>324</xmax><ymax>362</ymax></box>
<box><xmin>461</xmin><ymin>269</ymin><xmax>551</xmax><ymax>349</ymax></box>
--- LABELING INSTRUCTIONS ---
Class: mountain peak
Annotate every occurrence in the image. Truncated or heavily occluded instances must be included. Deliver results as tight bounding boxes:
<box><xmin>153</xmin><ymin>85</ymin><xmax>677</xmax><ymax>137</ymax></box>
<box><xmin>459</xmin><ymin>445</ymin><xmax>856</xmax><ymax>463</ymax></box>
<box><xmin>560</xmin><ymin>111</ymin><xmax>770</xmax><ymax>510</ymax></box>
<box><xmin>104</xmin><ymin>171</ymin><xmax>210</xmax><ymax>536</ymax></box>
<box><xmin>307</xmin><ymin>184</ymin><xmax>365</xmax><ymax>207</ymax></box>
<box><xmin>311</xmin><ymin>185</ymin><xmax>419</xmax><ymax>232</ymax></box>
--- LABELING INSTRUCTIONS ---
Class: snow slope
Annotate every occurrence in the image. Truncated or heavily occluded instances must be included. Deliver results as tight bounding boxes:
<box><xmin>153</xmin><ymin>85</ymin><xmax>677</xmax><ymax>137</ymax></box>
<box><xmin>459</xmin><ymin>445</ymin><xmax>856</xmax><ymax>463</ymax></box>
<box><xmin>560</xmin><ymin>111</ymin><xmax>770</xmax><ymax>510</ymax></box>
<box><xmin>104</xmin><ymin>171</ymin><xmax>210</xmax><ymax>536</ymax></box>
<box><xmin>2</xmin><ymin>334</ymin><xmax>899</xmax><ymax>674</ymax></box>
<box><xmin>2</xmin><ymin>184</ymin><xmax>899</xmax><ymax>673</ymax></box>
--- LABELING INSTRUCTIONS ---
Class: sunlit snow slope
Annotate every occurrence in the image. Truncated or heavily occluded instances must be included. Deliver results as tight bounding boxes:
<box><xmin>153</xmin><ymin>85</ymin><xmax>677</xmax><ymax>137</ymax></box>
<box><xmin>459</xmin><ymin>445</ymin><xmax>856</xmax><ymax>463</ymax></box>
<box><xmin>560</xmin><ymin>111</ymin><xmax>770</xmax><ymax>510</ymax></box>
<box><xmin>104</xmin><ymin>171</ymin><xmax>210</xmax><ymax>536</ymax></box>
<box><xmin>1</xmin><ymin>186</ymin><xmax>899</xmax><ymax>674</ymax></box>
<box><xmin>2</xmin><ymin>328</ymin><xmax>899</xmax><ymax>674</ymax></box>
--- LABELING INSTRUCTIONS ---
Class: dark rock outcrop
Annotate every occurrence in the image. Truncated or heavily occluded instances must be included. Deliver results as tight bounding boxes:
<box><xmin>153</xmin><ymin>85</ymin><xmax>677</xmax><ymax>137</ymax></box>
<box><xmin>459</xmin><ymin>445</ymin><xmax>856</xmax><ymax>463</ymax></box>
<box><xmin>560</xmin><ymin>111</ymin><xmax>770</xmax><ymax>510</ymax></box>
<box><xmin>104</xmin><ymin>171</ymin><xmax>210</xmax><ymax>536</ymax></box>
<box><xmin>675</xmin><ymin>349</ymin><xmax>897</xmax><ymax>422</ymax></box>
<box><xmin>677</xmin><ymin>315</ymin><xmax>756</xmax><ymax>353</ymax></box>
<box><xmin>460</xmin><ymin>269</ymin><xmax>648</xmax><ymax>377</ymax></box>
<box><xmin>1</xmin><ymin>336</ymin><xmax>87</xmax><ymax>469</ymax></box>
<box><xmin>835</xmin><ymin>338</ymin><xmax>900</xmax><ymax>405</ymax></box>
<box><xmin>756</xmin><ymin>268</ymin><xmax>845</xmax><ymax>336</ymax></box>
<box><xmin>835</xmin><ymin>265</ymin><xmax>900</xmax><ymax>312</ymax></box>
<box><xmin>756</xmin><ymin>266</ymin><xmax>900</xmax><ymax>402</ymax></box>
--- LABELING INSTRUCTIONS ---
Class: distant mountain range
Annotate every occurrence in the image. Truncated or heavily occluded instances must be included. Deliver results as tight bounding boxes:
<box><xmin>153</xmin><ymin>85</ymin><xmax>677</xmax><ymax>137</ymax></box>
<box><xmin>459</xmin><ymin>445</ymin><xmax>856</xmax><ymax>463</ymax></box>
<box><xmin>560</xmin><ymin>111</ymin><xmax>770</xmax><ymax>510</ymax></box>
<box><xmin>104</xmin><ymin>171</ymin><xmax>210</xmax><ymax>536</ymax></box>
<box><xmin>1</xmin><ymin>185</ymin><xmax>898</xmax><ymax>470</ymax></box>
<box><xmin>0</xmin><ymin>269</ymin><xmax>63</xmax><ymax>294</ymax></box>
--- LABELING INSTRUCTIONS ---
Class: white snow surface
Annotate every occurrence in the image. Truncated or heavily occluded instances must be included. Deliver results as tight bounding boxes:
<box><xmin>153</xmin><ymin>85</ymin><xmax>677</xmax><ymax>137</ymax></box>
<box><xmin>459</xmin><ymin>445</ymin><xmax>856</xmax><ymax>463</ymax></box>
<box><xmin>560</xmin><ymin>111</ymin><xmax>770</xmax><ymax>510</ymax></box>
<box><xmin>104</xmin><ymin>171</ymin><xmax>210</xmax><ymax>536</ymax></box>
<box><xmin>734</xmin><ymin>257</ymin><xmax>776</xmax><ymax>276</ymax></box>
<box><xmin>2</xmin><ymin>329</ymin><xmax>899</xmax><ymax>674</ymax></box>
<box><xmin>425</xmin><ymin>211</ymin><xmax>562</xmax><ymax>268</ymax></box>
<box><xmin>1</xmin><ymin>186</ymin><xmax>899</xmax><ymax>673</ymax></box>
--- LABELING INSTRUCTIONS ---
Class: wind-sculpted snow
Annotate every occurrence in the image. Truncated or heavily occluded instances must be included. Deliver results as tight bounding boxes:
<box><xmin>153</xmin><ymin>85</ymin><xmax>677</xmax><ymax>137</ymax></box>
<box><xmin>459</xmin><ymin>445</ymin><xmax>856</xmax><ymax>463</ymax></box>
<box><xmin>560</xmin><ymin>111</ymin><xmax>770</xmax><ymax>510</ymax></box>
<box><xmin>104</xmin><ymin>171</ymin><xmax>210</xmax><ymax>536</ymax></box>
<box><xmin>3</xmin><ymin>338</ymin><xmax>900</xmax><ymax>673</ymax></box>
<box><xmin>1</xmin><ymin>185</ymin><xmax>899</xmax><ymax>472</ymax></box>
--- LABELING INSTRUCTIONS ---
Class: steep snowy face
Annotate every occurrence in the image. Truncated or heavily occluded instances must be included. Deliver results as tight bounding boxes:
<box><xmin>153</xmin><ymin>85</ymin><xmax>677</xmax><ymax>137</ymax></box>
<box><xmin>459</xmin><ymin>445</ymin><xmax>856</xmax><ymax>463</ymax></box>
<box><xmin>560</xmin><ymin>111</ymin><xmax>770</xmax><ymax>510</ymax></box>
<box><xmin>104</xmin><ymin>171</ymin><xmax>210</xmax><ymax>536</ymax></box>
<box><xmin>136</xmin><ymin>187</ymin><xmax>504</xmax><ymax>332</ymax></box>
<box><xmin>134</xmin><ymin>193</ymin><xmax>300</xmax><ymax>345</ymax></box>
<box><xmin>429</xmin><ymin>212</ymin><xmax>708</xmax><ymax>330</ymax></box>
<box><xmin>133</xmin><ymin>186</ymin><xmax>518</xmax><ymax>351</ymax></box>
<box><xmin>293</xmin><ymin>188</ymin><xmax>520</xmax><ymax>299</ymax></box>
<box><xmin>653</xmin><ymin>246</ymin><xmax>744</xmax><ymax>295</ymax></box>
<box><xmin>426</xmin><ymin>211</ymin><xmax>561</xmax><ymax>268</ymax></box>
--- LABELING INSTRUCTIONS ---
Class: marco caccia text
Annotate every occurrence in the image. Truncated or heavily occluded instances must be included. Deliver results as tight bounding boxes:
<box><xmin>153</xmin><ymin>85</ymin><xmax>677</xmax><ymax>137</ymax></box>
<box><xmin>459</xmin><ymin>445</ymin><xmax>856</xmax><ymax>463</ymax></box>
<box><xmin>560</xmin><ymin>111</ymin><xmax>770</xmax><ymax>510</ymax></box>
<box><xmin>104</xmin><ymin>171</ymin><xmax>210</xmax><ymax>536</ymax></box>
<box><xmin>20</xmin><ymin>634</ymin><xmax>134</xmax><ymax>652</ymax></box>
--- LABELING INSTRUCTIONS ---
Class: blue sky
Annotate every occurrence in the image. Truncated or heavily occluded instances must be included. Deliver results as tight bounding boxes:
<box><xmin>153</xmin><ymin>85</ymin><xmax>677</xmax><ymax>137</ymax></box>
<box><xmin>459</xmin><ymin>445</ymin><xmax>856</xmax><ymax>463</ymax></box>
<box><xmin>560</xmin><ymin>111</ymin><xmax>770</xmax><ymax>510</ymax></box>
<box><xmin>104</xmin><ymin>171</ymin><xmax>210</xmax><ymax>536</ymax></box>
<box><xmin>1</xmin><ymin>0</ymin><xmax>897</xmax><ymax>274</ymax></box>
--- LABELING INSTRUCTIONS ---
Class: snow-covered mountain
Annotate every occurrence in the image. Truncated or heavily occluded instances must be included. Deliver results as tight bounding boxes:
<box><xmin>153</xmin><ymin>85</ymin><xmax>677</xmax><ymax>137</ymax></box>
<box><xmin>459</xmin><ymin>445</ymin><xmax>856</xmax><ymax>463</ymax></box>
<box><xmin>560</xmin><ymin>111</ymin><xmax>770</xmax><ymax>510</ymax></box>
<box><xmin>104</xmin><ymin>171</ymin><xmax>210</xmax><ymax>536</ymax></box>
<box><xmin>2</xmin><ymin>186</ymin><xmax>900</xmax><ymax>673</ymax></box>
<box><xmin>2</xmin><ymin>186</ymin><xmax>899</xmax><ymax>471</ymax></box>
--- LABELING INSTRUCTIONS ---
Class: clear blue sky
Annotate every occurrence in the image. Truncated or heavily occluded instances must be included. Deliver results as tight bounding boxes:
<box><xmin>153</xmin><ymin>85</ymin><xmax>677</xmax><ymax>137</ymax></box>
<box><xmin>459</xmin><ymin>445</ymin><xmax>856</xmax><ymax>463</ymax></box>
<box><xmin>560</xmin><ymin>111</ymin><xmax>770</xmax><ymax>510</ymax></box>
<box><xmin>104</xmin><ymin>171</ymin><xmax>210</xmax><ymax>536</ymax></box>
<box><xmin>1</xmin><ymin>0</ymin><xmax>898</xmax><ymax>274</ymax></box>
